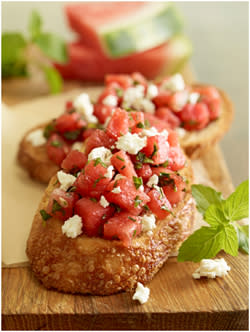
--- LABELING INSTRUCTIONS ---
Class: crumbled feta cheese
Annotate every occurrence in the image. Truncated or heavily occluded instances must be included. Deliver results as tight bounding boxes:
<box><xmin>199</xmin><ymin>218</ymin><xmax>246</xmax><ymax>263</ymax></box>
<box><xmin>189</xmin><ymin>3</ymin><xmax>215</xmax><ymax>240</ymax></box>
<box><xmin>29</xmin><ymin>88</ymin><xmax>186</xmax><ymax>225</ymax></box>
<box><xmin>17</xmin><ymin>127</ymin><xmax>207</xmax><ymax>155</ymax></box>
<box><xmin>114</xmin><ymin>174</ymin><xmax>126</xmax><ymax>181</ymax></box>
<box><xmin>100</xmin><ymin>195</ymin><xmax>109</xmax><ymax>208</ymax></box>
<box><xmin>104</xmin><ymin>165</ymin><xmax>114</xmax><ymax>179</ymax></box>
<box><xmin>111</xmin><ymin>186</ymin><xmax>121</xmax><ymax>194</ymax></box>
<box><xmin>59</xmin><ymin>197</ymin><xmax>68</xmax><ymax>207</ymax></box>
<box><xmin>142</xmin><ymin>214</ymin><xmax>156</xmax><ymax>232</ymax></box>
<box><xmin>138</xmin><ymin>185</ymin><xmax>144</xmax><ymax>192</ymax></box>
<box><xmin>122</xmin><ymin>85</ymin><xmax>145</xmax><ymax>109</ymax></box>
<box><xmin>62</xmin><ymin>215</ymin><xmax>82</xmax><ymax>238</ymax></box>
<box><xmin>71</xmin><ymin>141</ymin><xmax>83</xmax><ymax>151</ymax></box>
<box><xmin>88</xmin><ymin>147</ymin><xmax>112</xmax><ymax>165</ymax></box>
<box><xmin>73</xmin><ymin>93</ymin><xmax>97</xmax><ymax>123</ymax></box>
<box><xmin>116</xmin><ymin>132</ymin><xmax>147</xmax><ymax>155</ymax></box>
<box><xmin>132</xmin><ymin>282</ymin><xmax>150</xmax><ymax>304</ymax></box>
<box><xmin>103</xmin><ymin>115</ymin><xmax>111</xmax><ymax>128</ymax></box>
<box><xmin>161</xmin><ymin>73</ymin><xmax>185</xmax><ymax>92</ymax></box>
<box><xmin>26</xmin><ymin>129</ymin><xmax>46</xmax><ymax>147</ymax></box>
<box><xmin>175</xmin><ymin>127</ymin><xmax>186</xmax><ymax>138</ymax></box>
<box><xmin>192</xmin><ymin>258</ymin><xmax>231</xmax><ymax>279</ymax></box>
<box><xmin>134</xmin><ymin>98</ymin><xmax>155</xmax><ymax>114</ymax></box>
<box><xmin>141</xmin><ymin>127</ymin><xmax>159</xmax><ymax>137</ymax></box>
<box><xmin>102</xmin><ymin>94</ymin><xmax>118</xmax><ymax>107</ymax></box>
<box><xmin>189</xmin><ymin>92</ymin><xmax>200</xmax><ymax>105</ymax></box>
<box><xmin>147</xmin><ymin>174</ymin><xmax>159</xmax><ymax>188</ymax></box>
<box><xmin>160</xmin><ymin>129</ymin><xmax>169</xmax><ymax>139</ymax></box>
<box><xmin>146</xmin><ymin>84</ymin><xmax>158</xmax><ymax>99</ymax></box>
<box><xmin>57</xmin><ymin>171</ymin><xmax>76</xmax><ymax>191</ymax></box>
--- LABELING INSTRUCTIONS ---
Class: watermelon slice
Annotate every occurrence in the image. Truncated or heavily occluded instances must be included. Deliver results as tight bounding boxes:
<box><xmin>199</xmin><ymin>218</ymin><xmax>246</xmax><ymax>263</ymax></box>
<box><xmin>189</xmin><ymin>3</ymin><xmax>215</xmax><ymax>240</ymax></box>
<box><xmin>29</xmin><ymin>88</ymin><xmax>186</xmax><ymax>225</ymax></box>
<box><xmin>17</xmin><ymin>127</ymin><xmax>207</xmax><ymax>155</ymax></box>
<box><xmin>65</xmin><ymin>2</ymin><xmax>183</xmax><ymax>58</ymax></box>
<box><xmin>54</xmin><ymin>35</ymin><xmax>192</xmax><ymax>81</ymax></box>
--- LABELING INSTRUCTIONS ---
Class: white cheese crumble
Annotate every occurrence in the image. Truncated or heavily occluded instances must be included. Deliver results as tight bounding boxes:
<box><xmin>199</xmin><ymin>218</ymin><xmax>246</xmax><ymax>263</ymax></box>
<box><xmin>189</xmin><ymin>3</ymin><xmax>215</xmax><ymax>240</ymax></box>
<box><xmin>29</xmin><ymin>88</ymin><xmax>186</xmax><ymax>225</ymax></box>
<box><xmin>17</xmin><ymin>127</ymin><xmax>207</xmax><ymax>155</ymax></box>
<box><xmin>146</xmin><ymin>84</ymin><xmax>158</xmax><ymax>99</ymax></box>
<box><xmin>122</xmin><ymin>85</ymin><xmax>144</xmax><ymax>109</ymax></box>
<box><xmin>138</xmin><ymin>185</ymin><xmax>144</xmax><ymax>192</ymax></box>
<box><xmin>192</xmin><ymin>258</ymin><xmax>231</xmax><ymax>279</ymax></box>
<box><xmin>102</xmin><ymin>94</ymin><xmax>118</xmax><ymax>107</ymax></box>
<box><xmin>134</xmin><ymin>98</ymin><xmax>155</xmax><ymax>114</ymax></box>
<box><xmin>147</xmin><ymin>174</ymin><xmax>159</xmax><ymax>188</ymax></box>
<box><xmin>114</xmin><ymin>174</ymin><xmax>126</xmax><ymax>181</ymax></box>
<box><xmin>111</xmin><ymin>186</ymin><xmax>121</xmax><ymax>194</ymax></box>
<box><xmin>140</xmin><ymin>127</ymin><xmax>168</xmax><ymax>140</ymax></box>
<box><xmin>73</xmin><ymin>93</ymin><xmax>98</xmax><ymax>123</ymax></box>
<box><xmin>71</xmin><ymin>141</ymin><xmax>83</xmax><ymax>151</ymax></box>
<box><xmin>62</xmin><ymin>215</ymin><xmax>82</xmax><ymax>239</ymax></box>
<box><xmin>104</xmin><ymin>165</ymin><xmax>114</xmax><ymax>179</ymax></box>
<box><xmin>57</xmin><ymin>171</ymin><xmax>76</xmax><ymax>191</ymax></box>
<box><xmin>132</xmin><ymin>282</ymin><xmax>150</xmax><ymax>304</ymax></box>
<box><xmin>88</xmin><ymin>147</ymin><xmax>112</xmax><ymax>166</ymax></box>
<box><xmin>26</xmin><ymin>129</ymin><xmax>46</xmax><ymax>147</ymax></box>
<box><xmin>100</xmin><ymin>195</ymin><xmax>109</xmax><ymax>208</ymax></box>
<box><xmin>189</xmin><ymin>92</ymin><xmax>200</xmax><ymax>105</ymax></box>
<box><xmin>116</xmin><ymin>132</ymin><xmax>147</xmax><ymax>155</ymax></box>
<box><xmin>142</xmin><ymin>214</ymin><xmax>156</xmax><ymax>232</ymax></box>
<box><xmin>161</xmin><ymin>73</ymin><xmax>185</xmax><ymax>92</ymax></box>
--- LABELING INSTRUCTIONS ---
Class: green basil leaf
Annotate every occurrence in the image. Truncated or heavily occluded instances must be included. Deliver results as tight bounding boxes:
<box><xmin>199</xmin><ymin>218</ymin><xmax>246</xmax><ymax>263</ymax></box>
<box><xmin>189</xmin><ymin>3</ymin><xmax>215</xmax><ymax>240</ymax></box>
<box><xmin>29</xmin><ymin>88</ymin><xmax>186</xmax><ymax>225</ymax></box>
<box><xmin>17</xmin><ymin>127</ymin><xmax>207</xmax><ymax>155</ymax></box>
<box><xmin>42</xmin><ymin>66</ymin><xmax>63</xmax><ymax>94</ymax></box>
<box><xmin>34</xmin><ymin>32</ymin><xmax>68</xmax><ymax>63</ymax></box>
<box><xmin>236</xmin><ymin>225</ymin><xmax>249</xmax><ymax>254</ymax></box>
<box><xmin>222</xmin><ymin>180</ymin><xmax>249</xmax><ymax>221</ymax></box>
<box><xmin>178</xmin><ymin>226</ymin><xmax>226</xmax><ymax>262</ymax></box>
<box><xmin>191</xmin><ymin>184</ymin><xmax>223</xmax><ymax>216</ymax></box>
<box><xmin>29</xmin><ymin>10</ymin><xmax>42</xmax><ymax>40</ymax></box>
<box><xmin>204</xmin><ymin>204</ymin><xmax>229</xmax><ymax>227</ymax></box>
<box><xmin>2</xmin><ymin>33</ymin><xmax>27</xmax><ymax>78</ymax></box>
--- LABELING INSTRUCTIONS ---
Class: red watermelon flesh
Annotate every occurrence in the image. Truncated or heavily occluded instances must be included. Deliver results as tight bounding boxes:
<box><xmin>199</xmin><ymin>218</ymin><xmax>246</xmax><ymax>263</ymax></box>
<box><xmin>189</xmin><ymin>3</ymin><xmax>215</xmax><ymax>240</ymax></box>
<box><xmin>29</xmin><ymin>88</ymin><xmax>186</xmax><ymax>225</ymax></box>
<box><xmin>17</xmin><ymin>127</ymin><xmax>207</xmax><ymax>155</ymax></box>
<box><xmin>55</xmin><ymin>40</ymin><xmax>171</xmax><ymax>81</ymax></box>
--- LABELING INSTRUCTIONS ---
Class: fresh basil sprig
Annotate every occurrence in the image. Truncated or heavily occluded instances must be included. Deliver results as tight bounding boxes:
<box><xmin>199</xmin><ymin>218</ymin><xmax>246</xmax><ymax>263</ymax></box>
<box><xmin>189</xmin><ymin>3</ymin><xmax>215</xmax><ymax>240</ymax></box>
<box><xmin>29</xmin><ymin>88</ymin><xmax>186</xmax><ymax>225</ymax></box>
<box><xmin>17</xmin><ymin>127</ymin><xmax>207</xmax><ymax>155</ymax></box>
<box><xmin>178</xmin><ymin>180</ymin><xmax>249</xmax><ymax>262</ymax></box>
<box><xmin>2</xmin><ymin>10</ymin><xmax>67</xmax><ymax>94</ymax></box>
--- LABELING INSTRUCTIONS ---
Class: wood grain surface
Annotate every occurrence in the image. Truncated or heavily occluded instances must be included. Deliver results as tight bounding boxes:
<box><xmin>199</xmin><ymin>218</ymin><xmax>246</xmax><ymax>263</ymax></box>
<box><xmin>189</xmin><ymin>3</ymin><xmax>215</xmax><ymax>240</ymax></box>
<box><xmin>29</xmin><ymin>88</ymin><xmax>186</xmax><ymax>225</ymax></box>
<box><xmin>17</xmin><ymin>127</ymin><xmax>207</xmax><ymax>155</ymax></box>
<box><xmin>2</xmin><ymin>68</ymin><xmax>248</xmax><ymax>330</ymax></box>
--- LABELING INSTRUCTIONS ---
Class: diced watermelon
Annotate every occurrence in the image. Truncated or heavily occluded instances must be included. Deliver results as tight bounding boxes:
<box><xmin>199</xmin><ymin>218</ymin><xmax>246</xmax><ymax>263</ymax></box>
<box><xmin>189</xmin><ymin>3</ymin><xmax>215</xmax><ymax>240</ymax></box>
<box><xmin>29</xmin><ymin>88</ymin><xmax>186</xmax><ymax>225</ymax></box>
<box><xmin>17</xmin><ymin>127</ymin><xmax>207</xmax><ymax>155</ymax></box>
<box><xmin>136</xmin><ymin>164</ymin><xmax>152</xmax><ymax>182</ymax></box>
<box><xmin>106</xmin><ymin>108</ymin><xmax>129</xmax><ymax>139</ymax></box>
<box><xmin>94</xmin><ymin>104</ymin><xmax>114</xmax><ymax>124</ymax></box>
<box><xmin>167</xmin><ymin>130</ymin><xmax>179</xmax><ymax>147</ymax></box>
<box><xmin>142</xmin><ymin>135</ymin><xmax>169</xmax><ymax>165</ymax></box>
<box><xmin>105</xmin><ymin>177</ymin><xmax>150</xmax><ymax>215</ymax></box>
<box><xmin>194</xmin><ymin>86</ymin><xmax>221</xmax><ymax>120</ymax></box>
<box><xmin>178</xmin><ymin>102</ymin><xmax>210</xmax><ymax>130</ymax></box>
<box><xmin>128</xmin><ymin>111</ymin><xmax>145</xmax><ymax>133</ymax></box>
<box><xmin>75</xmin><ymin>160</ymin><xmax>112</xmax><ymax>198</ymax></box>
<box><xmin>167</xmin><ymin>147</ymin><xmax>186</xmax><ymax>171</ymax></box>
<box><xmin>54</xmin><ymin>36</ymin><xmax>192</xmax><ymax>81</ymax></box>
<box><xmin>103</xmin><ymin>212</ymin><xmax>142</xmax><ymax>247</ymax></box>
<box><xmin>111</xmin><ymin>150</ymin><xmax>137</xmax><ymax>179</ymax></box>
<box><xmin>46</xmin><ymin>188</ymin><xmax>78</xmax><ymax>221</ymax></box>
<box><xmin>105</xmin><ymin>74</ymin><xmax>132</xmax><ymax>89</ymax></box>
<box><xmin>82</xmin><ymin>128</ymin><xmax>96</xmax><ymax>140</ymax></box>
<box><xmin>144</xmin><ymin>113</ymin><xmax>170</xmax><ymax>132</ymax></box>
<box><xmin>65</xmin><ymin>3</ymin><xmax>183</xmax><ymax>58</ymax></box>
<box><xmin>75</xmin><ymin>197</ymin><xmax>114</xmax><ymax>237</ymax></box>
<box><xmin>55</xmin><ymin>112</ymin><xmax>86</xmax><ymax>135</ymax></box>
<box><xmin>153</xmin><ymin>89</ymin><xmax>189</xmax><ymax>112</ymax></box>
<box><xmin>85</xmin><ymin>129</ymin><xmax>115</xmax><ymax>155</ymax></box>
<box><xmin>147</xmin><ymin>188</ymin><xmax>172</xmax><ymax>220</ymax></box>
<box><xmin>46</xmin><ymin>134</ymin><xmax>70</xmax><ymax>166</ymax></box>
<box><xmin>61</xmin><ymin>150</ymin><xmax>87</xmax><ymax>173</ymax></box>
<box><xmin>155</xmin><ymin>107</ymin><xmax>181</xmax><ymax>129</ymax></box>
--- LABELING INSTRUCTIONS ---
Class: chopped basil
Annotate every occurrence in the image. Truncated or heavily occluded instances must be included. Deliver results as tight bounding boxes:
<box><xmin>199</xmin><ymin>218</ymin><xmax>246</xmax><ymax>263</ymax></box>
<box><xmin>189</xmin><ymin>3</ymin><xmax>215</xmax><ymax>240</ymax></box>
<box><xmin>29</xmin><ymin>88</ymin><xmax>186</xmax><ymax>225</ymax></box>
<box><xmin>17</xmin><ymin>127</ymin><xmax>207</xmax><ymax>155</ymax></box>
<box><xmin>40</xmin><ymin>209</ymin><xmax>52</xmax><ymax>221</ymax></box>
<box><xmin>188</xmin><ymin>120</ymin><xmax>198</xmax><ymax>126</ymax></box>
<box><xmin>43</xmin><ymin>122</ymin><xmax>55</xmax><ymax>139</ymax></box>
<box><xmin>87</xmin><ymin>123</ymin><xmax>98</xmax><ymax>129</ymax></box>
<box><xmin>128</xmin><ymin>216</ymin><xmax>137</xmax><ymax>222</ymax></box>
<box><xmin>134</xmin><ymin>162</ymin><xmax>143</xmax><ymax>170</ymax></box>
<box><xmin>133</xmin><ymin>80</ymin><xmax>140</xmax><ymax>86</ymax></box>
<box><xmin>115</xmin><ymin>88</ymin><xmax>123</xmax><ymax>97</ymax></box>
<box><xmin>159</xmin><ymin>172</ymin><xmax>177</xmax><ymax>191</ymax></box>
<box><xmin>63</xmin><ymin>129</ymin><xmax>80</xmax><ymax>140</ymax></box>
<box><xmin>90</xmin><ymin>197</ymin><xmax>97</xmax><ymax>203</ymax></box>
<box><xmin>136</xmin><ymin>152</ymin><xmax>153</xmax><ymax>164</ymax></box>
<box><xmin>52</xmin><ymin>199</ymin><xmax>63</xmax><ymax>213</ymax></box>
<box><xmin>136</xmin><ymin>122</ymin><xmax>144</xmax><ymax>129</ymax></box>
<box><xmin>161</xmin><ymin>160</ymin><xmax>169</xmax><ymax>167</ymax></box>
<box><xmin>93</xmin><ymin>176</ymin><xmax>105</xmax><ymax>187</ymax></box>
<box><xmin>110</xmin><ymin>203</ymin><xmax>121</xmax><ymax>213</ymax></box>
<box><xmin>113</xmin><ymin>180</ymin><xmax>118</xmax><ymax>188</ymax></box>
<box><xmin>116</xmin><ymin>155</ymin><xmax>125</xmax><ymax>162</ymax></box>
<box><xmin>150</xmin><ymin>143</ymin><xmax>158</xmax><ymax>158</ymax></box>
<box><xmin>144</xmin><ymin>119</ymin><xmax>150</xmax><ymax>128</ymax></box>
<box><xmin>143</xmin><ymin>204</ymin><xmax>150</xmax><ymax>211</ymax></box>
<box><xmin>134</xmin><ymin>195</ymin><xmax>142</xmax><ymax>208</ymax></box>
<box><xmin>133</xmin><ymin>176</ymin><xmax>143</xmax><ymax>190</ymax></box>
<box><xmin>133</xmin><ymin>229</ymin><xmax>137</xmax><ymax>237</ymax></box>
<box><xmin>121</xmin><ymin>165</ymin><xmax>126</xmax><ymax>170</ymax></box>
<box><xmin>94</xmin><ymin>157</ymin><xmax>108</xmax><ymax>168</ymax></box>
<box><xmin>50</xmin><ymin>140</ymin><xmax>62</xmax><ymax>148</ymax></box>
<box><xmin>66</xmin><ymin>186</ymin><xmax>76</xmax><ymax>193</ymax></box>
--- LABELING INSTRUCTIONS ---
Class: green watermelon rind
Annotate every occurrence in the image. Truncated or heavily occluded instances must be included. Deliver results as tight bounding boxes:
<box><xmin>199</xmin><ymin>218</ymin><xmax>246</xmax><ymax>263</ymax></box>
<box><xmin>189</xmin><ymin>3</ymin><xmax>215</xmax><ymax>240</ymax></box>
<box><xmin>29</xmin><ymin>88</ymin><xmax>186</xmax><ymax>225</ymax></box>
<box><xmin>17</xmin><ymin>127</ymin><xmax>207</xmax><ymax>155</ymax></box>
<box><xmin>99</xmin><ymin>3</ymin><xmax>184</xmax><ymax>58</ymax></box>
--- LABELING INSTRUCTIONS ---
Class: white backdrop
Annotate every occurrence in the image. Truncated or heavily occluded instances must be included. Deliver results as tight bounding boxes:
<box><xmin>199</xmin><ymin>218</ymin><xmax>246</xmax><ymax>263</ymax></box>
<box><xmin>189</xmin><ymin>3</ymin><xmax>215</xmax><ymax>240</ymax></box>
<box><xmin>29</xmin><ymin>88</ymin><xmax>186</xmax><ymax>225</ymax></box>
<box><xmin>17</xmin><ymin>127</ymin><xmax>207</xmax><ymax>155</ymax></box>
<box><xmin>2</xmin><ymin>1</ymin><xmax>249</xmax><ymax>187</ymax></box>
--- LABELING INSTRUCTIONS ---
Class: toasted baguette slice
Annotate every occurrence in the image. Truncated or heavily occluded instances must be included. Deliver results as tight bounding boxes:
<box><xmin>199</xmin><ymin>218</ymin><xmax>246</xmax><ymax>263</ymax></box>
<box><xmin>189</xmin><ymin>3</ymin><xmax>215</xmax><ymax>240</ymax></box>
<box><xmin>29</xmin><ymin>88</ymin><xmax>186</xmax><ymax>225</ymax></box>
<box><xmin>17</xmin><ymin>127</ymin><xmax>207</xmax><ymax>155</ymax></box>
<box><xmin>179</xmin><ymin>85</ymin><xmax>234</xmax><ymax>159</ymax></box>
<box><xmin>17</xmin><ymin>123</ymin><xmax>60</xmax><ymax>184</ymax></box>
<box><xmin>26</xmin><ymin>160</ymin><xmax>195</xmax><ymax>295</ymax></box>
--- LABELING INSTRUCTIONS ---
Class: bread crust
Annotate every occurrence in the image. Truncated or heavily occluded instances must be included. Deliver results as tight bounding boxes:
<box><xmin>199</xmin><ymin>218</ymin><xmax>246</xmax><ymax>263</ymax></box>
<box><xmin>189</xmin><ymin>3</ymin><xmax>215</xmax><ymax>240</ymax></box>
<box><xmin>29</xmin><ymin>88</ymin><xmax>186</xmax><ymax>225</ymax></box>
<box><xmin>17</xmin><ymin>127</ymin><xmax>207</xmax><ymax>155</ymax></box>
<box><xmin>26</xmin><ymin>160</ymin><xmax>195</xmax><ymax>295</ymax></box>
<box><xmin>179</xmin><ymin>85</ymin><xmax>234</xmax><ymax>159</ymax></box>
<box><xmin>17</xmin><ymin>123</ymin><xmax>60</xmax><ymax>183</ymax></box>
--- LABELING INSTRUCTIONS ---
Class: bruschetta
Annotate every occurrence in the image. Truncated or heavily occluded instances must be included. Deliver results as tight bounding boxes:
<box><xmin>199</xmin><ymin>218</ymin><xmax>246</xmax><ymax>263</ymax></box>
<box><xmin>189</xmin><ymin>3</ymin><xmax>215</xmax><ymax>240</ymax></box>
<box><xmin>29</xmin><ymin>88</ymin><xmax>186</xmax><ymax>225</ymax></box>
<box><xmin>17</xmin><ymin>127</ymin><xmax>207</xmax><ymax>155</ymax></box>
<box><xmin>26</xmin><ymin>108</ymin><xmax>195</xmax><ymax>295</ymax></box>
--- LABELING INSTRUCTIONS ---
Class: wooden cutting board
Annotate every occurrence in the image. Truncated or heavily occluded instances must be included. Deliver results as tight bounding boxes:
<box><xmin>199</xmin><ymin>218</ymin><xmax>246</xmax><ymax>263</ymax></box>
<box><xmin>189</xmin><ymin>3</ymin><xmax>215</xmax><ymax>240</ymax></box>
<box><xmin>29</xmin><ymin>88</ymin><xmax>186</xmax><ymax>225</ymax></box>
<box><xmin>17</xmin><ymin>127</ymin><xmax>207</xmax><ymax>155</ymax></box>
<box><xmin>2</xmin><ymin>69</ymin><xmax>248</xmax><ymax>330</ymax></box>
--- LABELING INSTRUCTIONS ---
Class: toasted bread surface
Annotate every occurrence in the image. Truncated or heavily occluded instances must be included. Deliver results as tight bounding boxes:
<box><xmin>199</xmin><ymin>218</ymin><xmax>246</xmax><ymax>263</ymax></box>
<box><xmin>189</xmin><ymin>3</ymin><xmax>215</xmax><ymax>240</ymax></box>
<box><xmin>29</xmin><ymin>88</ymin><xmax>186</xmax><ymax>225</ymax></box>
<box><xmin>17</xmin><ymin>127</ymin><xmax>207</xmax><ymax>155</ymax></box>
<box><xmin>179</xmin><ymin>86</ymin><xmax>234</xmax><ymax>159</ymax></box>
<box><xmin>17</xmin><ymin>123</ymin><xmax>60</xmax><ymax>183</ymax></box>
<box><xmin>26</xmin><ymin>160</ymin><xmax>195</xmax><ymax>295</ymax></box>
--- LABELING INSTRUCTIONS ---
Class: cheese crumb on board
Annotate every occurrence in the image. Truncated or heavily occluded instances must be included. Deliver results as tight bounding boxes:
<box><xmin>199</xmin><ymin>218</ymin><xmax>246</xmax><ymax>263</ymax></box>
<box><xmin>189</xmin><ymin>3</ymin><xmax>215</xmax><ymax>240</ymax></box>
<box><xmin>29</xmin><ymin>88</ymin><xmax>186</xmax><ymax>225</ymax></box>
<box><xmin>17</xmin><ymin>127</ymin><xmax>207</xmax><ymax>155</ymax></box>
<box><xmin>26</xmin><ymin>129</ymin><xmax>46</xmax><ymax>147</ymax></box>
<box><xmin>192</xmin><ymin>258</ymin><xmax>231</xmax><ymax>279</ymax></box>
<box><xmin>57</xmin><ymin>171</ymin><xmax>76</xmax><ymax>191</ymax></box>
<box><xmin>116</xmin><ymin>132</ymin><xmax>147</xmax><ymax>155</ymax></box>
<box><xmin>132</xmin><ymin>282</ymin><xmax>150</xmax><ymax>304</ymax></box>
<box><xmin>62</xmin><ymin>215</ymin><xmax>82</xmax><ymax>238</ymax></box>
<box><xmin>100</xmin><ymin>195</ymin><xmax>109</xmax><ymax>208</ymax></box>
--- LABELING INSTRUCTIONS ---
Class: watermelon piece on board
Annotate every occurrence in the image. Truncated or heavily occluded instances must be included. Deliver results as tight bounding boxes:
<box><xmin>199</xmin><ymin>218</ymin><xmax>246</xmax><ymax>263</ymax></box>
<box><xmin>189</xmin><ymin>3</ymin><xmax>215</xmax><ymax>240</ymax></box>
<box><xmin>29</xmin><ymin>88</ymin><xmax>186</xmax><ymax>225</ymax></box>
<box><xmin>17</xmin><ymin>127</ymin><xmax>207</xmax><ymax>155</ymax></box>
<box><xmin>65</xmin><ymin>2</ymin><xmax>183</xmax><ymax>58</ymax></box>
<box><xmin>54</xmin><ymin>36</ymin><xmax>192</xmax><ymax>81</ymax></box>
